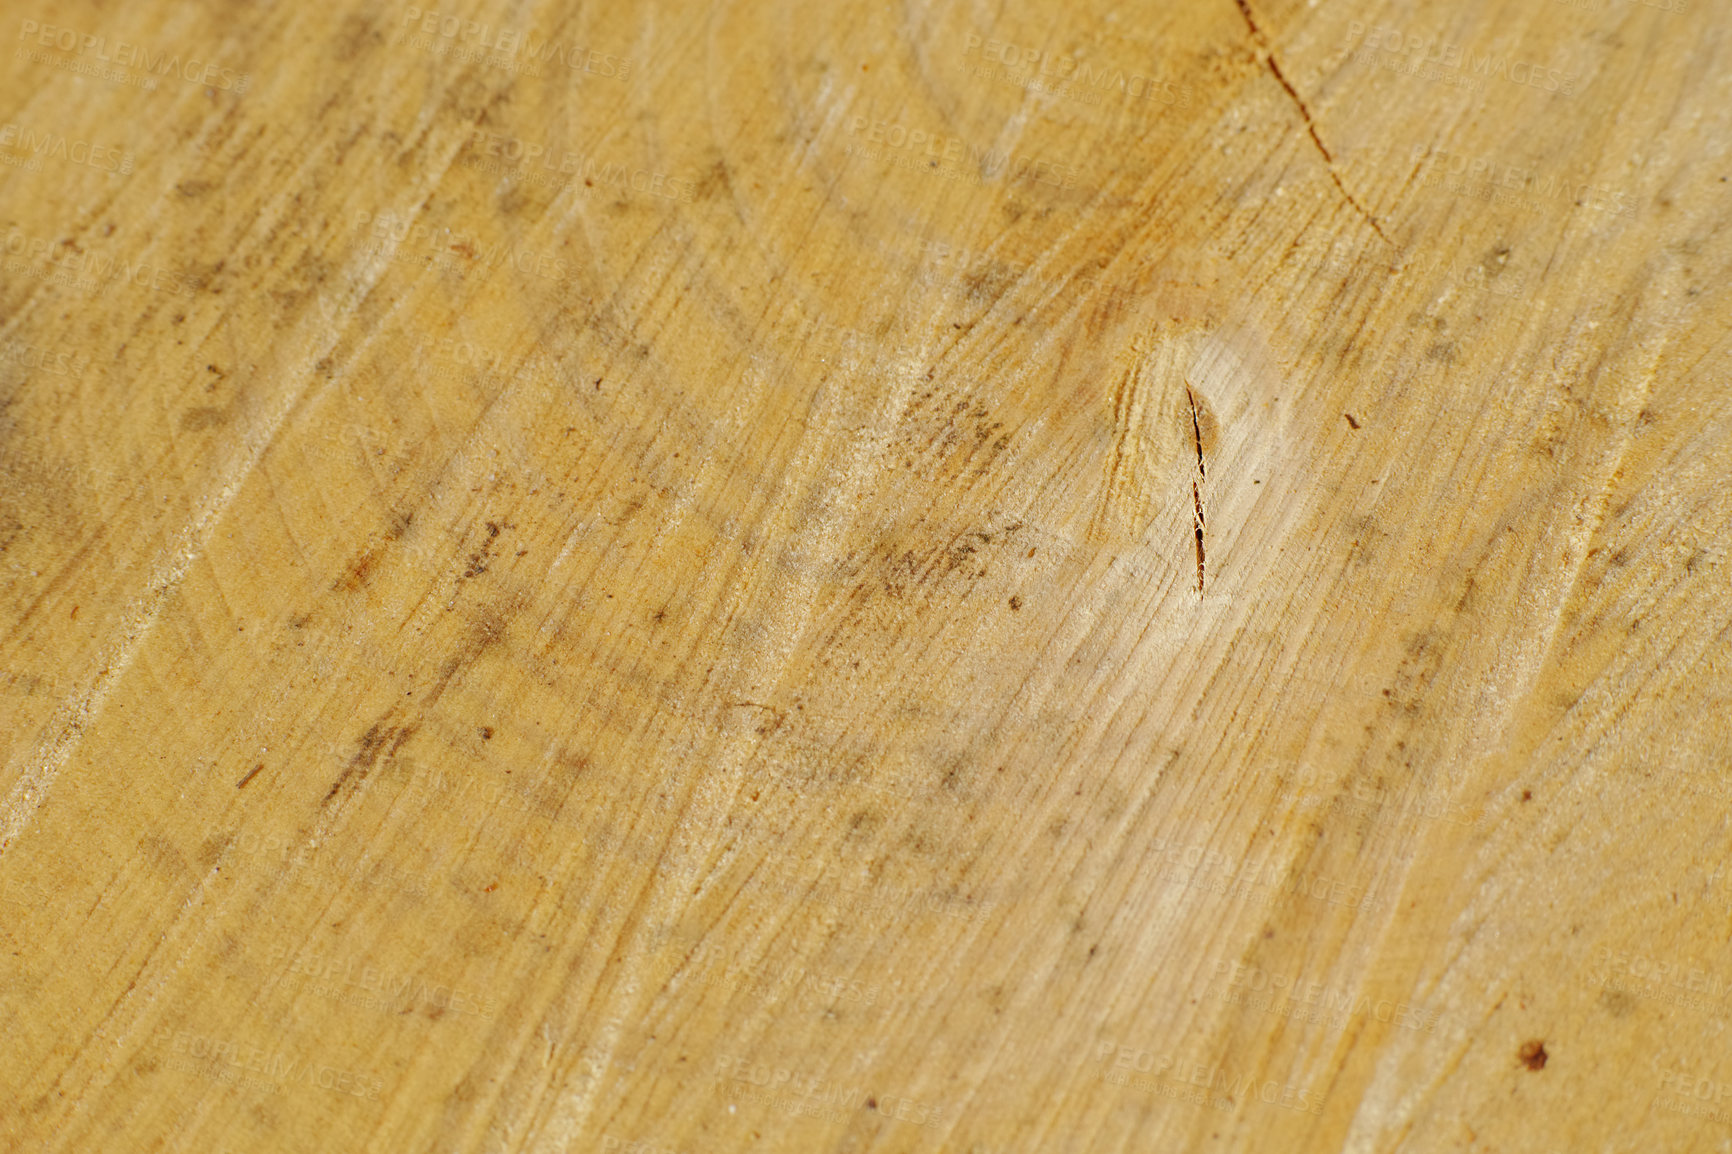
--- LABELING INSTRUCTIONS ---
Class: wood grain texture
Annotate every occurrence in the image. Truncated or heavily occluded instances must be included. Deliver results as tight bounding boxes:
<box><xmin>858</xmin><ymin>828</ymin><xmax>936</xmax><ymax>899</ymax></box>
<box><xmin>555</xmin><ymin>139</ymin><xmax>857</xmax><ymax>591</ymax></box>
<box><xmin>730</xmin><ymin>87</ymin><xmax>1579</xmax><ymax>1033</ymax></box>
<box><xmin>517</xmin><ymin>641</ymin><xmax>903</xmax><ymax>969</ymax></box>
<box><xmin>0</xmin><ymin>0</ymin><xmax>1728</xmax><ymax>1150</ymax></box>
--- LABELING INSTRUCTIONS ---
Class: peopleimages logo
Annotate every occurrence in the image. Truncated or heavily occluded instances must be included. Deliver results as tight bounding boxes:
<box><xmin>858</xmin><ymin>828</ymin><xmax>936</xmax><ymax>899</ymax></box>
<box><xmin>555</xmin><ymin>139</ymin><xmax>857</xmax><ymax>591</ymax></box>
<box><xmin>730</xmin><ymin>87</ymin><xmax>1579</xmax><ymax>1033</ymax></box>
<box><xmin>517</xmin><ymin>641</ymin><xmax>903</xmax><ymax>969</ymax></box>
<box><xmin>0</xmin><ymin>122</ymin><xmax>133</xmax><ymax>174</ymax></box>
<box><xmin>396</xmin><ymin>7</ymin><xmax>630</xmax><ymax>79</ymax></box>
<box><xmin>0</xmin><ymin>337</ymin><xmax>92</xmax><ymax>378</ymax></box>
<box><xmin>352</xmin><ymin>209</ymin><xmax>573</xmax><ymax>284</ymax></box>
<box><xmin>463</xmin><ymin>131</ymin><xmax>697</xmax><ymax>202</ymax></box>
<box><xmin>1410</xmin><ymin>145</ymin><xmax>1635</xmax><ymax>219</ymax></box>
<box><xmin>1093</xmin><ymin>1041</ymin><xmax>1326</xmax><ymax>1116</ymax></box>
<box><xmin>600</xmin><ymin>1138</ymin><xmax>691</xmax><ymax>1154</ymax></box>
<box><xmin>1656</xmin><ymin>1067</ymin><xmax>1732</xmax><ymax>1124</ymax></box>
<box><xmin>844</xmin><ymin>116</ymin><xmax>1081</xmax><ymax>190</ymax></box>
<box><xmin>265</xmin><ymin>942</ymin><xmax>500</xmax><ymax>1022</ymax></box>
<box><xmin>961</xmin><ymin>31</ymin><xmax>1192</xmax><ymax>108</ymax></box>
<box><xmin>1592</xmin><ymin>946</ymin><xmax>1732</xmax><ymax>1017</ymax></box>
<box><xmin>714</xmin><ymin>1056</ymin><xmax>948</xmax><ymax>1127</ymax></box>
<box><xmin>0</xmin><ymin>227</ymin><xmax>196</xmax><ymax>298</ymax></box>
<box><xmin>1212</xmin><ymin>959</ymin><xmax>1443</xmax><ymax>1033</ymax></box>
<box><xmin>16</xmin><ymin>19</ymin><xmax>249</xmax><ymax>92</ymax></box>
<box><xmin>151</xmin><ymin>1026</ymin><xmax>383</xmax><ymax>1100</ymax></box>
<box><xmin>1342</xmin><ymin>22</ymin><xmax>1580</xmax><ymax>96</ymax></box>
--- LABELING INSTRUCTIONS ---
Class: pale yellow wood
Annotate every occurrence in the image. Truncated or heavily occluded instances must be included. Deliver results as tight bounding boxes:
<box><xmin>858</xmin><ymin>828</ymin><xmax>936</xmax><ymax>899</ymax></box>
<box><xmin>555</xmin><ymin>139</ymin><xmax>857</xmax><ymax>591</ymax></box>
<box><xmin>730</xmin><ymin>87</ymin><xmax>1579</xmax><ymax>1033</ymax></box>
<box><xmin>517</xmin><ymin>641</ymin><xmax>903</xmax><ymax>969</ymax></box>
<box><xmin>1</xmin><ymin>0</ymin><xmax>1729</xmax><ymax>1150</ymax></box>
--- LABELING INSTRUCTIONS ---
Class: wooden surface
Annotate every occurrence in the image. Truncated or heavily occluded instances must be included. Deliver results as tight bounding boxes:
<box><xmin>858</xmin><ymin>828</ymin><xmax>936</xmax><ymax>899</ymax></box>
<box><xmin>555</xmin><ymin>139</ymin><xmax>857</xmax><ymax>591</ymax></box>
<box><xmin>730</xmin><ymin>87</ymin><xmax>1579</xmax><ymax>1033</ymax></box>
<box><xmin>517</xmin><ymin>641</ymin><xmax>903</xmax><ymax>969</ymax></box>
<box><xmin>1</xmin><ymin>0</ymin><xmax>1729</xmax><ymax>1150</ymax></box>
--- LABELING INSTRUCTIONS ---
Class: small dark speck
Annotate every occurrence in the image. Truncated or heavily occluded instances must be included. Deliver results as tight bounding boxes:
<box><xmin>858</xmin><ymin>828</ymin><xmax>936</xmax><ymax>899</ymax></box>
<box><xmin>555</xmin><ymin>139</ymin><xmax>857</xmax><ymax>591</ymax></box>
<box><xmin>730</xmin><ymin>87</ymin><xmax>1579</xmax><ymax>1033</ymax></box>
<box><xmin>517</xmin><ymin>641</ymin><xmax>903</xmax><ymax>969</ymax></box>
<box><xmin>866</xmin><ymin>1098</ymin><xmax>877</xmax><ymax>1110</ymax></box>
<box><xmin>1343</xmin><ymin>413</ymin><xmax>1361</xmax><ymax>430</ymax></box>
<box><xmin>1521</xmin><ymin>790</ymin><xmax>1531</xmax><ymax>801</ymax></box>
<box><xmin>1519</xmin><ymin>1040</ymin><xmax>1547</xmax><ymax>1070</ymax></box>
<box><xmin>480</xmin><ymin>727</ymin><xmax>493</xmax><ymax>740</ymax></box>
<box><xmin>1009</xmin><ymin>596</ymin><xmax>1022</xmax><ymax>611</ymax></box>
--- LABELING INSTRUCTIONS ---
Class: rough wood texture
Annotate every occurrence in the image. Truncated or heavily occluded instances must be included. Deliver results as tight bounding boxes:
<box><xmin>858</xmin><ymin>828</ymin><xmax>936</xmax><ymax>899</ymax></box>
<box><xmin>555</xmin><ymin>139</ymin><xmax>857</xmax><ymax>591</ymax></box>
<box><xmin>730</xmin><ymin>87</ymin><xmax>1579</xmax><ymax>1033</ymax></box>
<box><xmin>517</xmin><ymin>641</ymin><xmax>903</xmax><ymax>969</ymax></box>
<box><xmin>1</xmin><ymin>0</ymin><xmax>1728</xmax><ymax>1150</ymax></box>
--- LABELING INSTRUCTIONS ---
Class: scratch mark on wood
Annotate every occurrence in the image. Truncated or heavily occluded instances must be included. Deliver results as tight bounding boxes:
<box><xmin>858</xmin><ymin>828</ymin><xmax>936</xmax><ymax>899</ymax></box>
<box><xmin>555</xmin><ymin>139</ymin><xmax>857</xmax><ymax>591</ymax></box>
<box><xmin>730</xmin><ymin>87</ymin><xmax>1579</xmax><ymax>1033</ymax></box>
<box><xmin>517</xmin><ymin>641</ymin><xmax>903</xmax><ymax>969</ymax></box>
<box><xmin>730</xmin><ymin>701</ymin><xmax>786</xmax><ymax>737</ymax></box>
<box><xmin>236</xmin><ymin>763</ymin><xmax>264</xmax><ymax>789</ymax></box>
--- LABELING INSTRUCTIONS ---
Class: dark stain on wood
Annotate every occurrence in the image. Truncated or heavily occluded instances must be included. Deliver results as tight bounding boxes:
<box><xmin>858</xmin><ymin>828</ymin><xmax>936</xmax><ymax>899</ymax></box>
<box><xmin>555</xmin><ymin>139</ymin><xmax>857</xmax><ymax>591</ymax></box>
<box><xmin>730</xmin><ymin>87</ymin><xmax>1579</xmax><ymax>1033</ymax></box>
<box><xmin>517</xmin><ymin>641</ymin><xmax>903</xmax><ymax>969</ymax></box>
<box><xmin>324</xmin><ymin>715</ymin><xmax>417</xmax><ymax>804</ymax></box>
<box><xmin>334</xmin><ymin>547</ymin><xmax>380</xmax><ymax>592</ymax></box>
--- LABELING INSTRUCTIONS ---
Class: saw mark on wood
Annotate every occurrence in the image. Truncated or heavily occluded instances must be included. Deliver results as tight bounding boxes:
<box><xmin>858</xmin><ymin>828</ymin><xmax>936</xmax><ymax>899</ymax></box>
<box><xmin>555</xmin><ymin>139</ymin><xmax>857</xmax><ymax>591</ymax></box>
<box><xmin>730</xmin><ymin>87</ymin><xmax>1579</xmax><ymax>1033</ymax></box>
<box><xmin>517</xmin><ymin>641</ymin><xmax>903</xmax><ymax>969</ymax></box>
<box><xmin>1232</xmin><ymin>0</ymin><xmax>1394</xmax><ymax>247</ymax></box>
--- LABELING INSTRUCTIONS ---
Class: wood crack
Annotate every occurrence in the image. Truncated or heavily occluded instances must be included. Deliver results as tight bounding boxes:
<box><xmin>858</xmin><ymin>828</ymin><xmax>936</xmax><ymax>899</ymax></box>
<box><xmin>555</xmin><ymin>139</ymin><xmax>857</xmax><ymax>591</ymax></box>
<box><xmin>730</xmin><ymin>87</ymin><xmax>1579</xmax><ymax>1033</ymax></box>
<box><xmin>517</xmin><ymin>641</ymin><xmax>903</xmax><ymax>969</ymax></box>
<box><xmin>1192</xmin><ymin>482</ymin><xmax>1207</xmax><ymax>595</ymax></box>
<box><xmin>1186</xmin><ymin>384</ymin><xmax>1207</xmax><ymax>596</ymax></box>
<box><xmin>1232</xmin><ymin>0</ymin><xmax>1394</xmax><ymax>247</ymax></box>
<box><xmin>1186</xmin><ymin>385</ymin><xmax>1207</xmax><ymax>480</ymax></box>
